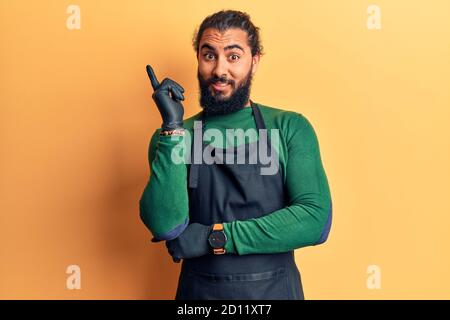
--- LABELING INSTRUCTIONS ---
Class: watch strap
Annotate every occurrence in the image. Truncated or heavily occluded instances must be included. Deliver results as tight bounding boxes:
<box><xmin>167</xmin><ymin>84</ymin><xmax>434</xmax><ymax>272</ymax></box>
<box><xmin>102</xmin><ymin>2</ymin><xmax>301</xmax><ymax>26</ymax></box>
<box><xmin>211</xmin><ymin>223</ymin><xmax>226</xmax><ymax>255</ymax></box>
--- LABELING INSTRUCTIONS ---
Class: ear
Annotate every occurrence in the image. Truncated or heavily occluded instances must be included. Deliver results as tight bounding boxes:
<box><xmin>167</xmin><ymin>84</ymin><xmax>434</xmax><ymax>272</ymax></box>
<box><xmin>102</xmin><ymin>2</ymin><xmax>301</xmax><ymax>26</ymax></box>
<box><xmin>251</xmin><ymin>54</ymin><xmax>260</xmax><ymax>75</ymax></box>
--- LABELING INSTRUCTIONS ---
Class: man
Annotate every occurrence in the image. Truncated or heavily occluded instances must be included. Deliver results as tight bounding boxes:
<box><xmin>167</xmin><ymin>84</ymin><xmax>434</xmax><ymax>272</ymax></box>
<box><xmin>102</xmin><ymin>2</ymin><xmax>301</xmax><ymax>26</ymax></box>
<box><xmin>139</xmin><ymin>10</ymin><xmax>332</xmax><ymax>300</ymax></box>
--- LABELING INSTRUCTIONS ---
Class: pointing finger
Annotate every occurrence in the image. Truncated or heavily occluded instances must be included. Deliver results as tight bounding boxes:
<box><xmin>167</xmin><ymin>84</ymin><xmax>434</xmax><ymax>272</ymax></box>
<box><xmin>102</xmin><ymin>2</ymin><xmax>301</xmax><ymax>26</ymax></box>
<box><xmin>146</xmin><ymin>65</ymin><xmax>160</xmax><ymax>90</ymax></box>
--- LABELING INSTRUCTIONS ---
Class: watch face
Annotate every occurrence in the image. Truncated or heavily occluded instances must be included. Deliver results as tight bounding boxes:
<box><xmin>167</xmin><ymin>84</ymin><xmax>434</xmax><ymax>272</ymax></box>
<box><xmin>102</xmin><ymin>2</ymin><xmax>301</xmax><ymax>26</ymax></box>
<box><xmin>208</xmin><ymin>231</ymin><xmax>227</xmax><ymax>249</ymax></box>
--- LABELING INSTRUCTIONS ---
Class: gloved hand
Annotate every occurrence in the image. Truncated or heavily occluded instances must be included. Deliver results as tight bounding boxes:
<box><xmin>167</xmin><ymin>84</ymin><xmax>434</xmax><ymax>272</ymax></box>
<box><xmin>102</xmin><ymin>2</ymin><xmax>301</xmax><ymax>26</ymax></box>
<box><xmin>165</xmin><ymin>223</ymin><xmax>211</xmax><ymax>263</ymax></box>
<box><xmin>146</xmin><ymin>65</ymin><xmax>185</xmax><ymax>131</ymax></box>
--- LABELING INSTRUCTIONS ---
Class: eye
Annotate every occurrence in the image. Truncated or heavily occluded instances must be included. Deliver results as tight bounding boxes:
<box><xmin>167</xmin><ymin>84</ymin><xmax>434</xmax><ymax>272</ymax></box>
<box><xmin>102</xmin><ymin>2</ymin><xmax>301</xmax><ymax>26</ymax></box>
<box><xmin>203</xmin><ymin>53</ymin><xmax>215</xmax><ymax>60</ymax></box>
<box><xmin>230</xmin><ymin>54</ymin><xmax>240</xmax><ymax>61</ymax></box>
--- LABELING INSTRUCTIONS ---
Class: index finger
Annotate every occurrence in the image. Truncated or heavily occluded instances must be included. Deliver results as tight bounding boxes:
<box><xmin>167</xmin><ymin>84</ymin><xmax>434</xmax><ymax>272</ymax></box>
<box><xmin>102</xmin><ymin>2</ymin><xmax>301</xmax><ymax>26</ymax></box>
<box><xmin>146</xmin><ymin>64</ymin><xmax>160</xmax><ymax>90</ymax></box>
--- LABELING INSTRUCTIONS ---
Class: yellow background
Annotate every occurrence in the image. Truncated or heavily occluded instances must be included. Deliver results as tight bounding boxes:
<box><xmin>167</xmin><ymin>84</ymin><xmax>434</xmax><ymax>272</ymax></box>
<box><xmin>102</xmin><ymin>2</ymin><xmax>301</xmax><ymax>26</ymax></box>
<box><xmin>1</xmin><ymin>0</ymin><xmax>449</xmax><ymax>299</ymax></box>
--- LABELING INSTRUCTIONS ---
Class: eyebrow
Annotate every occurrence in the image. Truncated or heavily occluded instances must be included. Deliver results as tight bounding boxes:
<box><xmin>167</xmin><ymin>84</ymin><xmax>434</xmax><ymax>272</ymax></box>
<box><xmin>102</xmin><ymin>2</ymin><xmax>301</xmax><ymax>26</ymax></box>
<box><xmin>200</xmin><ymin>43</ymin><xmax>245</xmax><ymax>53</ymax></box>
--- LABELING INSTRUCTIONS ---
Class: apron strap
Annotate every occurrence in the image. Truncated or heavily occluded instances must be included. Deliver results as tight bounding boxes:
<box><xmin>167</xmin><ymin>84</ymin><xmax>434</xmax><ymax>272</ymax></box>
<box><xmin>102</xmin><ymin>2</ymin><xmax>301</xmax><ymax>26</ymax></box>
<box><xmin>188</xmin><ymin>112</ymin><xmax>204</xmax><ymax>189</ymax></box>
<box><xmin>251</xmin><ymin>101</ymin><xmax>265</xmax><ymax>130</ymax></box>
<box><xmin>189</xmin><ymin>163</ymin><xmax>200</xmax><ymax>189</ymax></box>
<box><xmin>251</xmin><ymin>101</ymin><xmax>272</xmax><ymax>150</ymax></box>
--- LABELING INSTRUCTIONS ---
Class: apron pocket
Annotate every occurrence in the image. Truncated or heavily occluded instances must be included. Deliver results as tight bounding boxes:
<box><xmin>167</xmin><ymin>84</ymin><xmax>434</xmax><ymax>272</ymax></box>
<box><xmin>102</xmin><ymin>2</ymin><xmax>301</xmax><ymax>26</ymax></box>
<box><xmin>184</xmin><ymin>268</ymin><xmax>289</xmax><ymax>300</ymax></box>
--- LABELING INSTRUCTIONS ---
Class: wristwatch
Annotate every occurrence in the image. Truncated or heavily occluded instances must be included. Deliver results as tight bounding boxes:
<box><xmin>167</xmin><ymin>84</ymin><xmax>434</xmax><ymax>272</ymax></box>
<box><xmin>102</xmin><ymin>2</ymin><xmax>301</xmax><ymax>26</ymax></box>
<box><xmin>208</xmin><ymin>223</ymin><xmax>227</xmax><ymax>255</ymax></box>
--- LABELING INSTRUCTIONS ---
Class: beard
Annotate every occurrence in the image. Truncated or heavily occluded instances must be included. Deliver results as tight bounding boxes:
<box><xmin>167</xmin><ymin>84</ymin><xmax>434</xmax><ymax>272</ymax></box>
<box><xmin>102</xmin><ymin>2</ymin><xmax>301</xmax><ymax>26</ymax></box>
<box><xmin>197</xmin><ymin>68</ymin><xmax>253</xmax><ymax>116</ymax></box>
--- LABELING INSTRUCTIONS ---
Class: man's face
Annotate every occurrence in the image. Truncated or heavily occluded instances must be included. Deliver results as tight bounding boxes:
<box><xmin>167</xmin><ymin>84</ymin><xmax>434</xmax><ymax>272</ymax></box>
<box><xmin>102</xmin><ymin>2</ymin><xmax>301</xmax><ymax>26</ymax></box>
<box><xmin>197</xmin><ymin>27</ymin><xmax>260</xmax><ymax>115</ymax></box>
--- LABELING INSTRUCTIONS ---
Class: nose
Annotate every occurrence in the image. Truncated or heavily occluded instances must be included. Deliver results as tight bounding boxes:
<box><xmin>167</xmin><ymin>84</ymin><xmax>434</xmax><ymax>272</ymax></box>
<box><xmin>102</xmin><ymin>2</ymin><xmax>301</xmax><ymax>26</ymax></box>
<box><xmin>212</xmin><ymin>55</ymin><xmax>229</xmax><ymax>81</ymax></box>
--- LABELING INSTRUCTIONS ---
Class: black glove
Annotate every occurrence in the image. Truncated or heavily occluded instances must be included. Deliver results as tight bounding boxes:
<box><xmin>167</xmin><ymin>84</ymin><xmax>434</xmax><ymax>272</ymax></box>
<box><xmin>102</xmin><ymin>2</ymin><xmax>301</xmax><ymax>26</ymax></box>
<box><xmin>146</xmin><ymin>65</ymin><xmax>185</xmax><ymax>131</ymax></box>
<box><xmin>165</xmin><ymin>223</ymin><xmax>211</xmax><ymax>263</ymax></box>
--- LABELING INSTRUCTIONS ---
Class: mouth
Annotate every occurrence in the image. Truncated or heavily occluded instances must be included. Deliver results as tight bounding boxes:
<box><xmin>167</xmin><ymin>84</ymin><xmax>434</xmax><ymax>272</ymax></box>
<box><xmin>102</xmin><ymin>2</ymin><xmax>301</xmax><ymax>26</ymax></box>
<box><xmin>210</xmin><ymin>82</ymin><xmax>230</xmax><ymax>92</ymax></box>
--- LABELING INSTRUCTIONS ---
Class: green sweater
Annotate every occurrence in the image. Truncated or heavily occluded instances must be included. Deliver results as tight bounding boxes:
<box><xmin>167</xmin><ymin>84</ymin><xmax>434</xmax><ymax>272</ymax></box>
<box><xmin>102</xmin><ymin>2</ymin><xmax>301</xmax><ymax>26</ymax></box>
<box><xmin>139</xmin><ymin>102</ymin><xmax>332</xmax><ymax>255</ymax></box>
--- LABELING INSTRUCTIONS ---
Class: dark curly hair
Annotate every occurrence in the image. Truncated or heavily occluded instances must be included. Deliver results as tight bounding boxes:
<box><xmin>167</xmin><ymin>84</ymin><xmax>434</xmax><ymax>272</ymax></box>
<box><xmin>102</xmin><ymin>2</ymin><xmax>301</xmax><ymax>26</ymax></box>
<box><xmin>192</xmin><ymin>10</ymin><xmax>264</xmax><ymax>57</ymax></box>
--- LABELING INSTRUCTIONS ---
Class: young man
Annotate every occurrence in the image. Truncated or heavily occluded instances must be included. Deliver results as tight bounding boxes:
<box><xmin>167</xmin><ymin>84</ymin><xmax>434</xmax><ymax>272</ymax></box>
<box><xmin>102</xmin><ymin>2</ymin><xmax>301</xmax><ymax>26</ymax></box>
<box><xmin>140</xmin><ymin>10</ymin><xmax>332</xmax><ymax>300</ymax></box>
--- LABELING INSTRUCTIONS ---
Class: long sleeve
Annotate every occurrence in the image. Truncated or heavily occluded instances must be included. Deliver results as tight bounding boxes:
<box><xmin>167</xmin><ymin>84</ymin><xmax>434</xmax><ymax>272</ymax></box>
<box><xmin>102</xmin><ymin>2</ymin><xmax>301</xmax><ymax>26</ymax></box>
<box><xmin>139</xmin><ymin>129</ymin><xmax>190</xmax><ymax>241</ymax></box>
<box><xmin>223</xmin><ymin>114</ymin><xmax>333</xmax><ymax>255</ymax></box>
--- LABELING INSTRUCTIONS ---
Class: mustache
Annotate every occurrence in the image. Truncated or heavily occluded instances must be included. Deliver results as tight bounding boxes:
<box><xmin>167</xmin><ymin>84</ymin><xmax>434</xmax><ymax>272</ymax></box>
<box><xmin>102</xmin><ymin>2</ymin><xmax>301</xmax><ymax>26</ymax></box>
<box><xmin>208</xmin><ymin>76</ymin><xmax>235</xmax><ymax>87</ymax></box>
